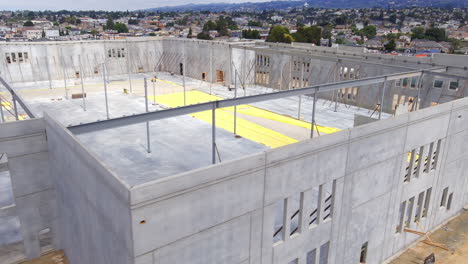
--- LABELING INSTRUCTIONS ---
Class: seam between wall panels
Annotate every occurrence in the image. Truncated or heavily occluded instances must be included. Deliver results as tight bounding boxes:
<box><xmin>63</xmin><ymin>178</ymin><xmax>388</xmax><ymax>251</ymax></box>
<box><xmin>333</xmin><ymin>131</ymin><xmax>352</xmax><ymax>264</ymax></box>
<box><xmin>427</xmin><ymin>103</ymin><xmax>454</xmax><ymax>229</ymax></box>
<box><xmin>382</xmin><ymin>118</ymin><xmax>410</xmax><ymax>262</ymax></box>
<box><xmin>259</xmin><ymin>152</ymin><xmax>267</xmax><ymax>264</ymax></box>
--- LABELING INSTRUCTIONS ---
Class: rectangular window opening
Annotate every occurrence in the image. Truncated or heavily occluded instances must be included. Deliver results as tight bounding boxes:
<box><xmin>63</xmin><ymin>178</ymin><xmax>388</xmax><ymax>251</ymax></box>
<box><xmin>319</xmin><ymin>241</ymin><xmax>330</xmax><ymax>264</ymax></box>
<box><xmin>447</xmin><ymin>193</ymin><xmax>453</xmax><ymax>210</ymax></box>
<box><xmin>414</xmin><ymin>191</ymin><xmax>425</xmax><ymax>223</ymax></box>
<box><xmin>360</xmin><ymin>242</ymin><xmax>368</xmax><ymax>264</ymax></box>
<box><xmin>440</xmin><ymin>187</ymin><xmax>449</xmax><ymax>207</ymax></box>
<box><xmin>449</xmin><ymin>81</ymin><xmax>459</xmax><ymax>91</ymax></box>
<box><xmin>289</xmin><ymin>259</ymin><xmax>299</xmax><ymax>264</ymax></box>
<box><xmin>5</xmin><ymin>53</ymin><xmax>11</xmax><ymax>64</ymax></box>
<box><xmin>309</xmin><ymin>186</ymin><xmax>320</xmax><ymax>227</ymax></box>
<box><xmin>431</xmin><ymin>140</ymin><xmax>441</xmax><ymax>170</ymax></box>
<box><xmin>410</xmin><ymin>77</ymin><xmax>417</xmax><ymax>88</ymax></box>
<box><xmin>396</xmin><ymin>201</ymin><xmax>406</xmax><ymax>233</ymax></box>
<box><xmin>216</xmin><ymin>70</ymin><xmax>225</xmax><ymax>83</ymax></box>
<box><xmin>273</xmin><ymin>198</ymin><xmax>286</xmax><ymax>244</ymax></box>
<box><xmin>422</xmin><ymin>188</ymin><xmax>432</xmax><ymax>218</ymax></box>
<box><xmin>38</xmin><ymin>228</ymin><xmax>52</xmax><ymax>253</ymax></box>
<box><xmin>322</xmin><ymin>180</ymin><xmax>336</xmax><ymax>222</ymax></box>
<box><xmin>290</xmin><ymin>193</ymin><xmax>301</xmax><ymax>237</ymax></box>
<box><xmin>433</xmin><ymin>80</ymin><xmax>443</xmax><ymax>88</ymax></box>
<box><xmin>405</xmin><ymin>197</ymin><xmax>415</xmax><ymax>228</ymax></box>
<box><xmin>306</xmin><ymin>249</ymin><xmax>317</xmax><ymax>264</ymax></box>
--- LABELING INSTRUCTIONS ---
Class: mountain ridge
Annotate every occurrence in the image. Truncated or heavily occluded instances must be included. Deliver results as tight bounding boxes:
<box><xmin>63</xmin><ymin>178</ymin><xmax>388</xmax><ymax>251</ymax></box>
<box><xmin>148</xmin><ymin>0</ymin><xmax>466</xmax><ymax>12</ymax></box>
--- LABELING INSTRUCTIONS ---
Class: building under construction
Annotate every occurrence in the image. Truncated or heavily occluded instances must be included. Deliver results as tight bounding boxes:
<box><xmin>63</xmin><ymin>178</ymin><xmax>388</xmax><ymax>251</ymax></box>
<box><xmin>0</xmin><ymin>37</ymin><xmax>467</xmax><ymax>264</ymax></box>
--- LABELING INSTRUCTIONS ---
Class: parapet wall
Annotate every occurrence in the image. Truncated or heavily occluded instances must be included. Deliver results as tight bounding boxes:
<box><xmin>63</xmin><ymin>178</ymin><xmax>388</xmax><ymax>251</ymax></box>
<box><xmin>129</xmin><ymin>96</ymin><xmax>468</xmax><ymax>264</ymax></box>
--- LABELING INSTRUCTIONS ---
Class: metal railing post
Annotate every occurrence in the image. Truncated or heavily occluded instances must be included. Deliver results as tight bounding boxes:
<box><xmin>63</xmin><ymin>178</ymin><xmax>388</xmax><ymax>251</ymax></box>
<box><xmin>379</xmin><ymin>77</ymin><xmax>387</xmax><ymax>120</ymax></box>
<box><xmin>144</xmin><ymin>78</ymin><xmax>151</xmax><ymax>153</ymax></box>
<box><xmin>212</xmin><ymin>103</ymin><xmax>216</xmax><ymax>164</ymax></box>
<box><xmin>311</xmin><ymin>87</ymin><xmax>318</xmax><ymax>138</ymax></box>
<box><xmin>102</xmin><ymin>63</ymin><xmax>110</xmax><ymax>119</ymax></box>
<box><xmin>79</xmin><ymin>55</ymin><xmax>86</xmax><ymax>111</ymax></box>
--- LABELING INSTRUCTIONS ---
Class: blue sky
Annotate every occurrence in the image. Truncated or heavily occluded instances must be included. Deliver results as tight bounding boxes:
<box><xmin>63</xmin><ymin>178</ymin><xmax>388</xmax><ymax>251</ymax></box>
<box><xmin>0</xmin><ymin>0</ymin><xmax>273</xmax><ymax>11</ymax></box>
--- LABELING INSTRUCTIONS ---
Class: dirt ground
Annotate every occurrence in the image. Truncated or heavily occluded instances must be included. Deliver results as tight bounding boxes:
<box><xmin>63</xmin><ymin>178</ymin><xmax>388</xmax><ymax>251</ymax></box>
<box><xmin>390</xmin><ymin>210</ymin><xmax>468</xmax><ymax>264</ymax></box>
<box><xmin>18</xmin><ymin>250</ymin><xmax>68</xmax><ymax>264</ymax></box>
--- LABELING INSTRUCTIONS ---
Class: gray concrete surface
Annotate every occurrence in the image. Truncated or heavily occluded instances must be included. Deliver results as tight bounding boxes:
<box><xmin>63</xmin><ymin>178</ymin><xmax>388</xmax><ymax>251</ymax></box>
<box><xmin>0</xmin><ymin>38</ymin><xmax>467</xmax><ymax>264</ymax></box>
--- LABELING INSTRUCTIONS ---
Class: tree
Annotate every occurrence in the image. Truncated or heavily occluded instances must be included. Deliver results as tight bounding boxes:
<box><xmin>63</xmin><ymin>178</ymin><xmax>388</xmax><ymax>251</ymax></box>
<box><xmin>448</xmin><ymin>38</ymin><xmax>461</xmax><ymax>54</ymax></box>
<box><xmin>90</xmin><ymin>29</ymin><xmax>98</xmax><ymax>37</ymax></box>
<box><xmin>361</xmin><ymin>25</ymin><xmax>377</xmax><ymax>39</ymax></box>
<box><xmin>203</xmin><ymin>20</ymin><xmax>217</xmax><ymax>31</ymax></box>
<box><xmin>114</xmin><ymin>22</ymin><xmax>128</xmax><ymax>33</ymax></box>
<box><xmin>197</xmin><ymin>32</ymin><xmax>212</xmax><ymax>40</ymax></box>
<box><xmin>384</xmin><ymin>39</ymin><xmax>397</xmax><ymax>51</ymax></box>
<box><xmin>425</xmin><ymin>28</ymin><xmax>446</xmax><ymax>42</ymax></box>
<box><xmin>105</xmin><ymin>17</ymin><xmax>115</xmax><ymax>30</ymax></box>
<box><xmin>187</xmin><ymin>28</ymin><xmax>193</xmax><ymax>38</ymax></box>
<box><xmin>247</xmin><ymin>21</ymin><xmax>262</xmax><ymax>27</ymax></box>
<box><xmin>128</xmin><ymin>19</ymin><xmax>139</xmax><ymax>25</ymax></box>
<box><xmin>23</xmin><ymin>20</ymin><xmax>34</xmax><ymax>27</ymax></box>
<box><xmin>292</xmin><ymin>26</ymin><xmax>322</xmax><ymax>45</ymax></box>
<box><xmin>266</xmin><ymin>25</ymin><xmax>294</xmax><ymax>44</ymax></box>
<box><xmin>242</xmin><ymin>29</ymin><xmax>261</xmax><ymax>39</ymax></box>
<box><xmin>411</xmin><ymin>27</ymin><xmax>425</xmax><ymax>39</ymax></box>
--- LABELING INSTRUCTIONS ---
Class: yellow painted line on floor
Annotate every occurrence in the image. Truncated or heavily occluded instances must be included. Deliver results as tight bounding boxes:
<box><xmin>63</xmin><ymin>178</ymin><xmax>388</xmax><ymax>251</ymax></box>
<box><xmin>152</xmin><ymin>91</ymin><xmax>297</xmax><ymax>148</ymax></box>
<box><xmin>151</xmin><ymin>89</ymin><xmax>340</xmax><ymax>135</ymax></box>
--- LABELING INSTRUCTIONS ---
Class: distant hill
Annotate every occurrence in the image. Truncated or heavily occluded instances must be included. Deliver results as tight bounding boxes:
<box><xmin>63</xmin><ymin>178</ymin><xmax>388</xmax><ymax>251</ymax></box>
<box><xmin>148</xmin><ymin>0</ymin><xmax>466</xmax><ymax>12</ymax></box>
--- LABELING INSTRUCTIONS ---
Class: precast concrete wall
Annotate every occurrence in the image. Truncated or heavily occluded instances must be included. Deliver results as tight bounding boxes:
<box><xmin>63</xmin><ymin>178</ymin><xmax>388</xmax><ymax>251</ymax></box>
<box><xmin>128</xmin><ymin>96</ymin><xmax>468</xmax><ymax>264</ymax></box>
<box><xmin>0</xmin><ymin>38</ymin><xmax>164</xmax><ymax>85</ymax></box>
<box><xmin>0</xmin><ymin>118</ymin><xmax>56</xmax><ymax>259</ymax></box>
<box><xmin>44</xmin><ymin>114</ymin><xmax>134</xmax><ymax>264</ymax></box>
